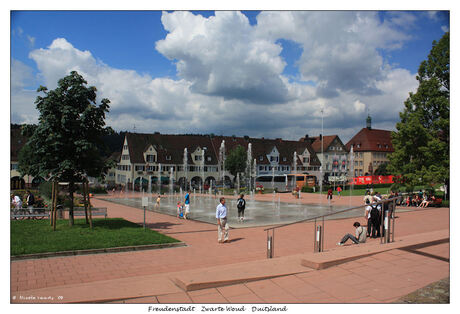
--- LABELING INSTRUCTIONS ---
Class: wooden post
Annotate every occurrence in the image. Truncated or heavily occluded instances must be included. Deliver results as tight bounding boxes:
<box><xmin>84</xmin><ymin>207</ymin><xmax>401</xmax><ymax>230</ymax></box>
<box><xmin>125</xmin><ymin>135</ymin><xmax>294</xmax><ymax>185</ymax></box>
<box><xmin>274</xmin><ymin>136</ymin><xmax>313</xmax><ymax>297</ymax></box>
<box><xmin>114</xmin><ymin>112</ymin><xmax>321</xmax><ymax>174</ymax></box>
<box><xmin>50</xmin><ymin>181</ymin><xmax>55</xmax><ymax>226</ymax></box>
<box><xmin>87</xmin><ymin>182</ymin><xmax>93</xmax><ymax>229</ymax></box>
<box><xmin>83</xmin><ymin>182</ymin><xmax>89</xmax><ymax>224</ymax></box>
<box><xmin>53</xmin><ymin>182</ymin><xmax>58</xmax><ymax>231</ymax></box>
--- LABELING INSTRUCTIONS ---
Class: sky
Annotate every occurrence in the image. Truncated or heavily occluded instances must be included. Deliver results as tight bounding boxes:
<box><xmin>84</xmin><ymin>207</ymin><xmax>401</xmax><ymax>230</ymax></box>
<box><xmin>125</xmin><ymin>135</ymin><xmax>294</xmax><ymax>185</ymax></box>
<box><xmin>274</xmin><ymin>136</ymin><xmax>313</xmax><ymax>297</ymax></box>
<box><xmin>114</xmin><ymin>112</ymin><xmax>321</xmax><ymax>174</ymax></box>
<box><xmin>10</xmin><ymin>9</ymin><xmax>450</xmax><ymax>143</ymax></box>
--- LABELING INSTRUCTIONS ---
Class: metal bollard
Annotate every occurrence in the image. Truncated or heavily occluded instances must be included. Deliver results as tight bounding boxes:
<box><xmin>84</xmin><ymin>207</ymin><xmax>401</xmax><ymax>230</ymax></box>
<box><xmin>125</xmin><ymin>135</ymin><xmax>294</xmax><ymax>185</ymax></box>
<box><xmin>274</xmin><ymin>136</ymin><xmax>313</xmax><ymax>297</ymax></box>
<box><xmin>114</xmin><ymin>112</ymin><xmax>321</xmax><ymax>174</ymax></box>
<box><xmin>267</xmin><ymin>232</ymin><xmax>273</xmax><ymax>258</ymax></box>
<box><xmin>315</xmin><ymin>225</ymin><xmax>322</xmax><ymax>253</ymax></box>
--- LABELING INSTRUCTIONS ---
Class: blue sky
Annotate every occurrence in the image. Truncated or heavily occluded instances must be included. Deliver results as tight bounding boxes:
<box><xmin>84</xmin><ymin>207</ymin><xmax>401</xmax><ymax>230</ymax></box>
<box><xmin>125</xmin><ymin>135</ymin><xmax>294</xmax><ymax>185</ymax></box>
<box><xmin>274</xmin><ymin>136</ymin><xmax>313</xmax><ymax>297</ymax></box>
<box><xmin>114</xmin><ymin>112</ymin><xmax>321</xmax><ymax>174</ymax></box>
<box><xmin>10</xmin><ymin>10</ymin><xmax>450</xmax><ymax>142</ymax></box>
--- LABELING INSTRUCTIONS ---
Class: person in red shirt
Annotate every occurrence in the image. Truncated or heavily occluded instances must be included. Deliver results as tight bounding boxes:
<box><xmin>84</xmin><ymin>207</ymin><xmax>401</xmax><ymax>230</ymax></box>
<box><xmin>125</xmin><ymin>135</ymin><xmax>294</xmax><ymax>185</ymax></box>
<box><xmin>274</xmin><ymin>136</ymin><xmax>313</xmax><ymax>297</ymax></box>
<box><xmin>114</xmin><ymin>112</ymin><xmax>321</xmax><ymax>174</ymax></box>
<box><xmin>337</xmin><ymin>186</ymin><xmax>342</xmax><ymax>197</ymax></box>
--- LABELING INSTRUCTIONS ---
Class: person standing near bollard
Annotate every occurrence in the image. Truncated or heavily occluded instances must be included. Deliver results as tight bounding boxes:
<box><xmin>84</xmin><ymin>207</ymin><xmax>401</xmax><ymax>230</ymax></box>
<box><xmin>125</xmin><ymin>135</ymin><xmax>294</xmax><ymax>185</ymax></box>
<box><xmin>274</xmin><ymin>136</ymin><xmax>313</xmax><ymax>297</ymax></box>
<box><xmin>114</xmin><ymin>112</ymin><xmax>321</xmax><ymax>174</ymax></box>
<box><xmin>236</xmin><ymin>194</ymin><xmax>246</xmax><ymax>222</ymax></box>
<box><xmin>184</xmin><ymin>189</ymin><xmax>191</xmax><ymax>219</ymax></box>
<box><xmin>216</xmin><ymin>197</ymin><xmax>229</xmax><ymax>243</ymax></box>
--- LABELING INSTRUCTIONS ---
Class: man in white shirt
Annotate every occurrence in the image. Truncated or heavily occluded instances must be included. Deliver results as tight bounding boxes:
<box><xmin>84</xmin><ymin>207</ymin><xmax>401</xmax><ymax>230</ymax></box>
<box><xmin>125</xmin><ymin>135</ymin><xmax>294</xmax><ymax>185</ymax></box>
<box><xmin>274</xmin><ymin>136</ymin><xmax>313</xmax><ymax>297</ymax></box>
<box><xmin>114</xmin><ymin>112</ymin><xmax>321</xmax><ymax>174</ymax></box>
<box><xmin>216</xmin><ymin>197</ymin><xmax>229</xmax><ymax>243</ymax></box>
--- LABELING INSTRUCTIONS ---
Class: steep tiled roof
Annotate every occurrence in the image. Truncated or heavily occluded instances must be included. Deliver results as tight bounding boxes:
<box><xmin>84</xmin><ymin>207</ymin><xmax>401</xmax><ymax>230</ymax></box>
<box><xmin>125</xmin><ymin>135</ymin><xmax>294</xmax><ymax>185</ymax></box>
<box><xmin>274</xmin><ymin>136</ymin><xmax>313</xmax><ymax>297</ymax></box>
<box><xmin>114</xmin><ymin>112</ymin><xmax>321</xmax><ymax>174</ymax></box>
<box><xmin>125</xmin><ymin>133</ymin><xmax>321</xmax><ymax>166</ymax></box>
<box><xmin>345</xmin><ymin>128</ymin><xmax>394</xmax><ymax>152</ymax></box>
<box><xmin>300</xmin><ymin>135</ymin><xmax>348</xmax><ymax>153</ymax></box>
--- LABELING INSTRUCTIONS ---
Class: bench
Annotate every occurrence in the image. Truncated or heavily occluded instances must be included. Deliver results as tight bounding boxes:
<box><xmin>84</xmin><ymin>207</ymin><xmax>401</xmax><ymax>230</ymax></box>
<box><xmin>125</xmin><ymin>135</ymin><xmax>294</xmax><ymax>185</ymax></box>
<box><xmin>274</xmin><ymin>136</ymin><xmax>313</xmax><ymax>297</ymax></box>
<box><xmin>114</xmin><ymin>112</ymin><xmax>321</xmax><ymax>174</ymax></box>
<box><xmin>72</xmin><ymin>207</ymin><xmax>107</xmax><ymax>219</ymax></box>
<box><xmin>11</xmin><ymin>208</ymin><xmax>50</xmax><ymax>220</ymax></box>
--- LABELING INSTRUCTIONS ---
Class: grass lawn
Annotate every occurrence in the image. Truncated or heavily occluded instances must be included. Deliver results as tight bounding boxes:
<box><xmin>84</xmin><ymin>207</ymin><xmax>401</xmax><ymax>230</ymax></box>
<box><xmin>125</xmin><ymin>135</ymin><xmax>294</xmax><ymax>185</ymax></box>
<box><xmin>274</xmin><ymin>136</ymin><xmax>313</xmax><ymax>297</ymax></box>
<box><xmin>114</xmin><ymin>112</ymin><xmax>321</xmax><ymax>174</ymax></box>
<box><xmin>11</xmin><ymin>218</ymin><xmax>180</xmax><ymax>256</ymax></box>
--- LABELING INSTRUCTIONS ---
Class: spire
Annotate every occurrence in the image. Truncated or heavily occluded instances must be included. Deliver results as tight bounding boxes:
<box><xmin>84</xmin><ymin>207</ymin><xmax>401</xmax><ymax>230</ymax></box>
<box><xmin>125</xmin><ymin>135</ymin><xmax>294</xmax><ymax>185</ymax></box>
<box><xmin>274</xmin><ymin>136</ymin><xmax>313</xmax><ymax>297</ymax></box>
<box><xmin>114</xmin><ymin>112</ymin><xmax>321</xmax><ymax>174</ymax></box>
<box><xmin>366</xmin><ymin>112</ymin><xmax>372</xmax><ymax>129</ymax></box>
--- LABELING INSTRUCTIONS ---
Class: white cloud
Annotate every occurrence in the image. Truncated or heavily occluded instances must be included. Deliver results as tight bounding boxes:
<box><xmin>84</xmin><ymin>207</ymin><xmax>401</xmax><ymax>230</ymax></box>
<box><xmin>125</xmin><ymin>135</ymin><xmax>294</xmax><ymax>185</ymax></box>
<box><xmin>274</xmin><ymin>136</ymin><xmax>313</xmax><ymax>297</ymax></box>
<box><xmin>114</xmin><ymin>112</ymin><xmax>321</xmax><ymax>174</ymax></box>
<box><xmin>155</xmin><ymin>11</ymin><xmax>289</xmax><ymax>104</ymax></box>
<box><xmin>11</xmin><ymin>11</ymin><xmax>421</xmax><ymax>142</ymax></box>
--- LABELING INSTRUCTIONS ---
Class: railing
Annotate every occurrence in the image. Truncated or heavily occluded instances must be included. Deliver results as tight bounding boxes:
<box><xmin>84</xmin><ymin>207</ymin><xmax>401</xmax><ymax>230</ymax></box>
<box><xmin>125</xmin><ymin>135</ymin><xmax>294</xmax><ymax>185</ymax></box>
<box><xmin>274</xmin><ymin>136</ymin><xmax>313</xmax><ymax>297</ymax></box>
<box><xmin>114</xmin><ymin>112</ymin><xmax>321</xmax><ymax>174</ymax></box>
<box><xmin>264</xmin><ymin>196</ymin><xmax>399</xmax><ymax>258</ymax></box>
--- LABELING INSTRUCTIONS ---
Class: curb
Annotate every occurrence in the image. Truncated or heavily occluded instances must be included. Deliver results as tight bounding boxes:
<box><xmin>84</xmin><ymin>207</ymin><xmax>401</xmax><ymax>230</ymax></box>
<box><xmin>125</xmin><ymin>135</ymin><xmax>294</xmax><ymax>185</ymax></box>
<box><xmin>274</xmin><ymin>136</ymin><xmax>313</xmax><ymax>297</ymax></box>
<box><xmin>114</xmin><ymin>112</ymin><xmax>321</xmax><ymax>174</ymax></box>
<box><xmin>11</xmin><ymin>242</ymin><xmax>187</xmax><ymax>261</ymax></box>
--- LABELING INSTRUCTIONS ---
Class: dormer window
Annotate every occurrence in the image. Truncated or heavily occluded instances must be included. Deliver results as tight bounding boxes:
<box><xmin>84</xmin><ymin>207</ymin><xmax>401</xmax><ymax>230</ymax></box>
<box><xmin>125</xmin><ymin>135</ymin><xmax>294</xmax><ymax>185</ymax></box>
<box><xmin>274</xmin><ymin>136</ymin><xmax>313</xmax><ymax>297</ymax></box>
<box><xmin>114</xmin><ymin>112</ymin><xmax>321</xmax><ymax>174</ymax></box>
<box><xmin>282</xmin><ymin>157</ymin><xmax>287</xmax><ymax>162</ymax></box>
<box><xmin>166</xmin><ymin>155</ymin><xmax>172</xmax><ymax>161</ymax></box>
<box><xmin>146</xmin><ymin>155</ymin><xmax>156</xmax><ymax>162</ymax></box>
<box><xmin>356</xmin><ymin>144</ymin><xmax>361</xmax><ymax>148</ymax></box>
<box><xmin>259</xmin><ymin>156</ymin><xmax>263</xmax><ymax>161</ymax></box>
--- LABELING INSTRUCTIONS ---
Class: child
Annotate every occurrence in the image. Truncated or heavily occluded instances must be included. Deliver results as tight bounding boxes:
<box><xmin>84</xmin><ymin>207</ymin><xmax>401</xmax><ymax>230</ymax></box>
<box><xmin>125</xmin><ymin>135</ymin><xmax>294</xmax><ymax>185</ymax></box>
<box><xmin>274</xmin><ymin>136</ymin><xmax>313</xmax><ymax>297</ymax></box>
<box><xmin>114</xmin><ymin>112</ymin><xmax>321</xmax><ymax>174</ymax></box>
<box><xmin>177</xmin><ymin>201</ymin><xmax>184</xmax><ymax>218</ymax></box>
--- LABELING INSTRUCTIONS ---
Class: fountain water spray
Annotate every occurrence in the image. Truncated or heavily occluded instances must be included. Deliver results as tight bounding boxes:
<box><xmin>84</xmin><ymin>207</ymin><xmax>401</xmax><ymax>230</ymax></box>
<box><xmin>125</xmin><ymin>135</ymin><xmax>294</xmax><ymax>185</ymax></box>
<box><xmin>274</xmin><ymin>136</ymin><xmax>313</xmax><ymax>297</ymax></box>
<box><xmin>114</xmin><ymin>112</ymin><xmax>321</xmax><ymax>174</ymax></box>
<box><xmin>246</xmin><ymin>143</ymin><xmax>252</xmax><ymax>192</ymax></box>
<box><xmin>201</xmin><ymin>149</ymin><xmax>205</xmax><ymax>195</ymax></box>
<box><xmin>183</xmin><ymin>148</ymin><xmax>188</xmax><ymax>191</ymax></box>
<box><xmin>219</xmin><ymin>140</ymin><xmax>226</xmax><ymax>193</ymax></box>
<box><xmin>349</xmin><ymin>145</ymin><xmax>354</xmax><ymax>207</ymax></box>
<box><xmin>252</xmin><ymin>158</ymin><xmax>257</xmax><ymax>194</ymax></box>
<box><xmin>157</xmin><ymin>163</ymin><xmax>162</xmax><ymax>195</ymax></box>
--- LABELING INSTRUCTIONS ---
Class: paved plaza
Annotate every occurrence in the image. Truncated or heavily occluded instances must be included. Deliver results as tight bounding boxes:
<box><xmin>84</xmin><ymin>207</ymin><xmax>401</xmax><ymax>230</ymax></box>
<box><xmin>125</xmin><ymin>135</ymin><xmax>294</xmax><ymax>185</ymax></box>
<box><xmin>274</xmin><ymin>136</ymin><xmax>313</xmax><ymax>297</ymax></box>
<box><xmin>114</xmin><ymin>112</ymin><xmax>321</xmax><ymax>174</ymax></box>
<box><xmin>10</xmin><ymin>191</ymin><xmax>450</xmax><ymax>304</ymax></box>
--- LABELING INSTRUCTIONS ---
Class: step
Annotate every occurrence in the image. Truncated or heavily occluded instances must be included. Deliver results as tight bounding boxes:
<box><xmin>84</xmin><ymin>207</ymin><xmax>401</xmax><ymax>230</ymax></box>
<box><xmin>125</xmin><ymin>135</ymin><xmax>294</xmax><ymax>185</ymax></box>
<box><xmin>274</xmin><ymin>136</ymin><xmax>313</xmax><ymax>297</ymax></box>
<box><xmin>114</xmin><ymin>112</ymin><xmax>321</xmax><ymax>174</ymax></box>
<box><xmin>300</xmin><ymin>229</ymin><xmax>449</xmax><ymax>270</ymax></box>
<box><xmin>170</xmin><ymin>254</ymin><xmax>313</xmax><ymax>292</ymax></box>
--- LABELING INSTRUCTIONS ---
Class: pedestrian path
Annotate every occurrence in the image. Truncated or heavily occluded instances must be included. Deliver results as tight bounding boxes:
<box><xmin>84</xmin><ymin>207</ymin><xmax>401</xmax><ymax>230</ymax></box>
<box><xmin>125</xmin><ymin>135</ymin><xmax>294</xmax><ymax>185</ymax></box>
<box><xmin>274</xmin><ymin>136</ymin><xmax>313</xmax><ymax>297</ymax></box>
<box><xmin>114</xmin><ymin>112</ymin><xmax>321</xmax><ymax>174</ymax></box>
<box><xmin>10</xmin><ymin>192</ymin><xmax>450</xmax><ymax>303</ymax></box>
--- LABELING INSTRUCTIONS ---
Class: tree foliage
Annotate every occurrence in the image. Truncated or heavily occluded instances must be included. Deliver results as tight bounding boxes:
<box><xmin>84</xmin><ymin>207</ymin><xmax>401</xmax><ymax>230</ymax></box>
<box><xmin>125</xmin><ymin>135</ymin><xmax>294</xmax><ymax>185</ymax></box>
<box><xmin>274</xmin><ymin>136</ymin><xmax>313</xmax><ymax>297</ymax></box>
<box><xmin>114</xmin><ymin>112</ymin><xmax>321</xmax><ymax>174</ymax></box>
<box><xmin>374</xmin><ymin>162</ymin><xmax>390</xmax><ymax>176</ymax></box>
<box><xmin>225</xmin><ymin>145</ymin><xmax>247</xmax><ymax>179</ymax></box>
<box><xmin>18</xmin><ymin>71</ymin><xmax>112</xmax><ymax>225</ymax></box>
<box><xmin>388</xmin><ymin>32</ymin><xmax>449</xmax><ymax>188</ymax></box>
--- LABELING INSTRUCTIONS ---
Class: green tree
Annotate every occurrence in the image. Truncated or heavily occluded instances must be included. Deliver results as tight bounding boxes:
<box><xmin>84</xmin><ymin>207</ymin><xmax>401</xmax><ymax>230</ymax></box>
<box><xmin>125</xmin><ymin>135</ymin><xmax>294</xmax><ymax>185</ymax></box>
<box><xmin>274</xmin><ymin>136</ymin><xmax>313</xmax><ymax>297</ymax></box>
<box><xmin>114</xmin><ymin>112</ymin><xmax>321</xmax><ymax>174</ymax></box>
<box><xmin>389</xmin><ymin>32</ymin><xmax>449</xmax><ymax>193</ymax></box>
<box><xmin>225</xmin><ymin>145</ymin><xmax>247</xmax><ymax>180</ymax></box>
<box><xmin>19</xmin><ymin>71</ymin><xmax>112</xmax><ymax>226</ymax></box>
<box><xmin>374</xmin><ymin>162</ymin><xmax>390</xmax><ymax>176</ymax></box>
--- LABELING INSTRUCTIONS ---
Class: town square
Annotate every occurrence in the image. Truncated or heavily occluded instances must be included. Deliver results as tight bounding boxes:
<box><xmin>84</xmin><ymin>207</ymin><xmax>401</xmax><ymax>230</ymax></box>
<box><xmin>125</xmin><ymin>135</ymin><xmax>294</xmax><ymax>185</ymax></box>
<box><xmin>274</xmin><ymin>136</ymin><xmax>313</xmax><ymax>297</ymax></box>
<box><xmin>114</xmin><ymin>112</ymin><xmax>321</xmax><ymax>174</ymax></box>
<box><xmin>8</xmin><ymin>6</ymin><xmax>452</xmax><ymax>312</ymax></box>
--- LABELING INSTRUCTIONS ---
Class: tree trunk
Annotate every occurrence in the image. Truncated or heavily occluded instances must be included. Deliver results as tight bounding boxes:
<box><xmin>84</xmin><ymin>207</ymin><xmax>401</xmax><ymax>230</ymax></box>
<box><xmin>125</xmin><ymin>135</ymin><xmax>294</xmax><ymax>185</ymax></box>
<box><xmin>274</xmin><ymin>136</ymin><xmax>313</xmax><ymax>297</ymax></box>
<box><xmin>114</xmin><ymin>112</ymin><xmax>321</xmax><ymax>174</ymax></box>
<box><xmin>83</xmin><ymin>182</ymin><xmax>89</xmax><ymax>224</ymax></box>
<box><xmin>50</xmin><ymin>181</ymin><xmax>55</xmax><ymax>226</ymax></box>
<box><xmin>53</xmin><ymin>181</ymin><xmax>58</xmax><ymax>231</ymax></box>
<box><xmin>69</xmin><ymin>181</ymin><xmax>75</xmax><ymax>226</ymax></box>
<box><xmin>87</xmin><ymin>182</ymin><xmax>93</xmax><ymax>229</ymax></box>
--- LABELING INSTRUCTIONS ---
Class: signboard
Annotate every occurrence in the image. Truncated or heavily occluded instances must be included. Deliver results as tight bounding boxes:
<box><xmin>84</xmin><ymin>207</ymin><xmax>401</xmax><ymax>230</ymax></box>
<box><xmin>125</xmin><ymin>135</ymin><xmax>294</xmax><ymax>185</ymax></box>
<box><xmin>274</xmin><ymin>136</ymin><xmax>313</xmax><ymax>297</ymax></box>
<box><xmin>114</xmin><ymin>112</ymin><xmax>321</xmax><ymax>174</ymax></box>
<box><xmin>142</xmin><ymin>197</ymin><xmax>149</xmax><ymax>207</ymax></box>
<box><xmin>351</xmin><ymin>175</ymin><xmax>394</xmax><ymax>185</ymax></box>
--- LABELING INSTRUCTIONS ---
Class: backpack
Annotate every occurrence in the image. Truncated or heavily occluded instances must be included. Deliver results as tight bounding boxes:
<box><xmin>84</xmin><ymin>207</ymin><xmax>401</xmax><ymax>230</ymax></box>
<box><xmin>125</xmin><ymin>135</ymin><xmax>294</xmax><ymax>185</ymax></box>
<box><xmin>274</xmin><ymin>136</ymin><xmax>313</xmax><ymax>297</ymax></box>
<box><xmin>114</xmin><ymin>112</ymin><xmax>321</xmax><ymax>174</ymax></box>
<box><xmin>237</xmin><ymin>198</ymin><xmax>245</xmax><ymax>209</ymax></box>
<box><xmin>370</xmin><ymin>205</ymin><xmax>380</xmax><ymax>220</ymax></box>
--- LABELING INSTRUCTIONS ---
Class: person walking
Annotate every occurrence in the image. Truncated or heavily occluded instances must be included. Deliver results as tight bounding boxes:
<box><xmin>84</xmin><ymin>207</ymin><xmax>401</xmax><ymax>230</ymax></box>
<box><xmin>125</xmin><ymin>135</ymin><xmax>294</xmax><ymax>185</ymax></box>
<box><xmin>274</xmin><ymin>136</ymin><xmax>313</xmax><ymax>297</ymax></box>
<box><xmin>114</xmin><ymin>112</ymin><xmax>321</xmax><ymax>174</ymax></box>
<box><xmin>184</xmin><ymin>189</ymin><xmax>191</xmax><ymax>219</ymax></box>
<box><xmin>216</xmin><ymin>197</ymin><xmax>229</xmax><ymax>243</ymax></box>
<box><xmin>236</xmin><ymin>194</ymin><xmax>246</xmax><ymax>222</ymax></box>
<box><xmin>154</xmin><ymin>195</ymin><xmax>161</xmax><ymax>211</ymax></box>
<box><xmin>327</xmin><ymin>188</ymin><xmax>333</xmax><ymax>201</ymax></box>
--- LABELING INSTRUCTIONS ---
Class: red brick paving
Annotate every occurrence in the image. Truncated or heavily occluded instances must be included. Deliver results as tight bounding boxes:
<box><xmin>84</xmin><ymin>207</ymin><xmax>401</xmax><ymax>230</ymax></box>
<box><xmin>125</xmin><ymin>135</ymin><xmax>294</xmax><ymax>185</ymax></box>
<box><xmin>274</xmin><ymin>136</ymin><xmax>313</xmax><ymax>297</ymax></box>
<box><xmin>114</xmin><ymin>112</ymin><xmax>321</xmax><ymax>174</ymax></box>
<box><xmin>10</xmin><ymin>191</ymin><xmax>449</xmax><ymax>303</ymax></box>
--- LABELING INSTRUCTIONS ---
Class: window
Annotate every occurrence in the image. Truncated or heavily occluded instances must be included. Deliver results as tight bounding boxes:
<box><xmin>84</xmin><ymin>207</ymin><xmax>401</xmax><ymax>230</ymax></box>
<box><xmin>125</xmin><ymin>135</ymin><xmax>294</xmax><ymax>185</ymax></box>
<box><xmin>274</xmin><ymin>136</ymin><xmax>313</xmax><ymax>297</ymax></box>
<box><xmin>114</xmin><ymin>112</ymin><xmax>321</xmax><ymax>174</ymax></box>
<box><xmin>146</xmin><ymin>155</ymin><xmax>155</xmax><ymax>162</ymax></box>
<box><xmin>122</xmin><ymin>154</ymin><xmax>129</xmax><ymax>160</ymax></box>
<box><xmin>259</xmin><ymin>156</ymin><xmax>263</xmax><ymax>161</ymax></box>
<box><xmin>166</xmin><ymin>155</ymin><xmax>172</xmax><ymax>161</ymax></box>
<box><xmin>135</xmin><ymin>165</ymin><xmax>145</xmax><ymax>171</ymax></box>
<box><xmin>303</xmin><ymin>157</ymin><xmax>309</xmax><ymax>163</ymax></box>
<box><xmin>282</xmin><ymin>157</ymin><xmax>287</xmax><ymax>162</ymax></box>
<box><xmin>195</xmin><ymin>155</ymin><xmax>202</xmax><ymax>161</ymax></box>
<box><xmin>123</xmin><ymin>145</ymin><xmax>128</xmax><ymax>150</ymax></box>
<box><xmin>207</xmin><ymin>156</ymin><xmax>212</xmax><ymax>161</ymax></box>
<box><xmin>357</xmin><ymin>144</ymin><xmax>361</xmax><ymax>148</ymax></box>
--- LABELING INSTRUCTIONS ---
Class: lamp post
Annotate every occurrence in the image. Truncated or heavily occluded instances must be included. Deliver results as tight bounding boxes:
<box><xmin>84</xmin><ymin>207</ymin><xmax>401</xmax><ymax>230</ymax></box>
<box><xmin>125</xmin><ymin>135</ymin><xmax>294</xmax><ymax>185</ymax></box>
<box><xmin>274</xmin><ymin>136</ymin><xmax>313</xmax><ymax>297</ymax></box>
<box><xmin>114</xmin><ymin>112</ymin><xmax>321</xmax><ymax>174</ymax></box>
<box><xmin>319</xmin><ymin>108</ymin><xmax>324</xmax><ymax>204</ymax></box>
